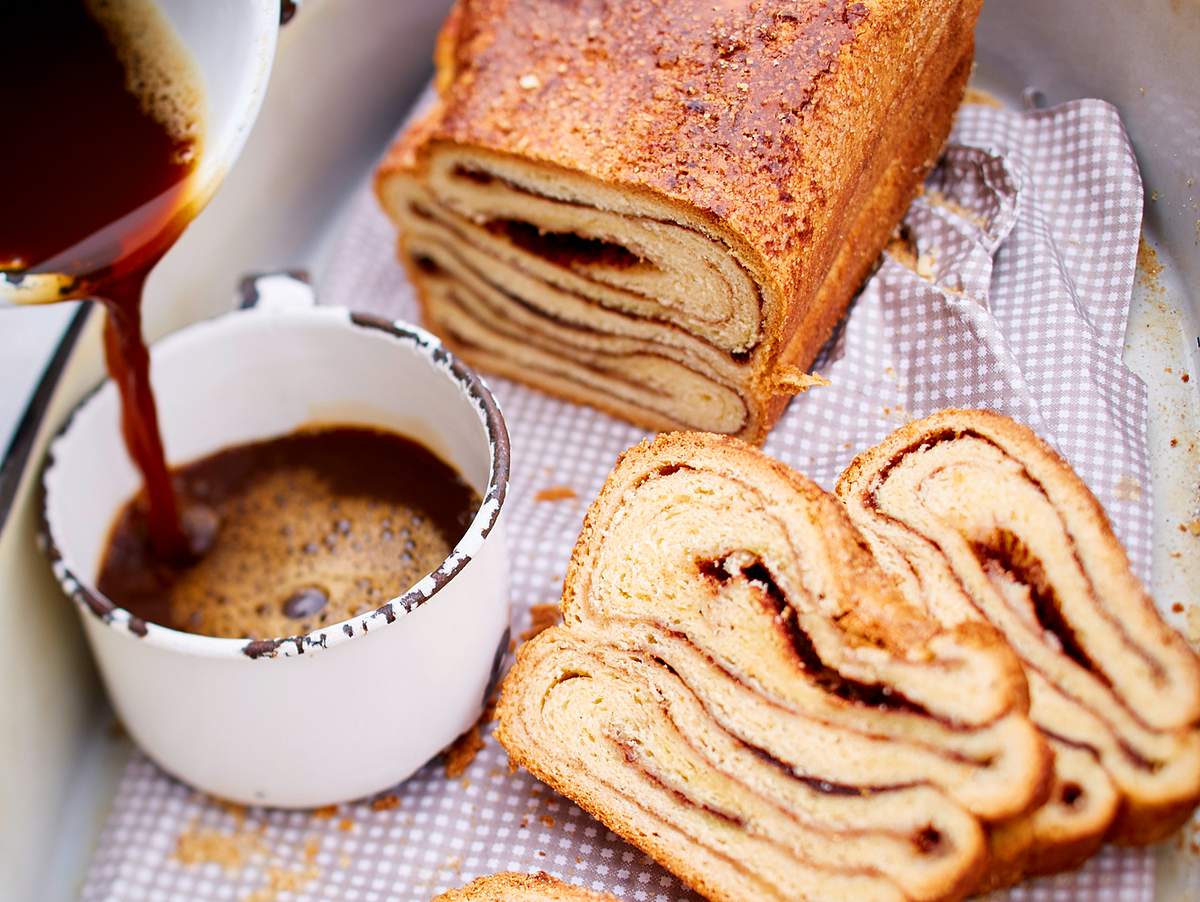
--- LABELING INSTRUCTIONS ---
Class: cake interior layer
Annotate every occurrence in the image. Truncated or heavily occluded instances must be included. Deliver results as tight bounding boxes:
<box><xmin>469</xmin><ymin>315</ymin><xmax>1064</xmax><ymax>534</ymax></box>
<box><xmin>837</xmin><ymin>413</ymin><xmax>1200</xmax><ymax>854</ymax></box>
<box><xmin>506</xmin><ymin>628</ymin><xmax>989</xmax><ymax>902</ymax></box>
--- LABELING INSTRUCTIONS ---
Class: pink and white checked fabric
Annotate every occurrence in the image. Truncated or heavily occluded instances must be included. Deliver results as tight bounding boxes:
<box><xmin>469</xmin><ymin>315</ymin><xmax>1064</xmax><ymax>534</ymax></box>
<box><xmin>80</xmin><ymin>101</ymin><xmax>1169</xmax><ymax>901</ymax></box>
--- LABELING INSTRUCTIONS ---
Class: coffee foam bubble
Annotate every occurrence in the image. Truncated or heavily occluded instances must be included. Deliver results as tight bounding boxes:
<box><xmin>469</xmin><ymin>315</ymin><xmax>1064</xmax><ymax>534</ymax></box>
<box><xmin>85</xmin><ymin>0</ymin><xmax>205</xmax><ymax>159</ymax></box>
<box><xmin>163</xmin><ymin>469</ymin><xmax>457</xmax><ymax>639</ymax></box>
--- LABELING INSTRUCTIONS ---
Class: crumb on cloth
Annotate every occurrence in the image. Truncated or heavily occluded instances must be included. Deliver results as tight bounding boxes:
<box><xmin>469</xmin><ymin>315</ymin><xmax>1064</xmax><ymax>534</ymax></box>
<box><xmin>885</xmin><ymin>232</ymin><xmax>937</xmax><ymax>280</ymax></box>
<box><xmin>962</xmin><ymin>86</ymin><xmax>1003</xmax><ymax>108</ymax></box>
<box><xmin>174</xmin><ymin>823</ymin><xmax>265</xmax><ymax>872</ymax></box>
<box><xmin>215</xmin><ymin>799</ymin><xmax>247</xmax><ymax>826</ymax></box>
<box><xmin>444</xmin><ymin>725</ymin><xmax>485</xmax><ymax>779</ymax></box>
<box><xmin>303</xmin><ymin>836</ymin><xmax>320</xmax><ymax>864</ymax></box>
<box><xmin>371</xmin><ymin>794</ymin><xmax>401</xmax><ymax>812</ymax></box>
<box><xmin>243</xmin><ymin>864</ymin><xmax>320</xmax><ymax>902</ymax></box>
<box><xmin>535</xmin><ymin>485</ymin><xmax>577</xmax><ymax>502</ymax></box>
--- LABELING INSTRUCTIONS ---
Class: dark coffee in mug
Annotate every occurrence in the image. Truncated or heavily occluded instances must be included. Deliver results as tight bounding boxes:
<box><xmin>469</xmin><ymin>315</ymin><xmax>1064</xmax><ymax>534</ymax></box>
<box><xmin>96</xmin><ymin>426</ymin><xmax>481</xmax><ymax>639</ymax></box>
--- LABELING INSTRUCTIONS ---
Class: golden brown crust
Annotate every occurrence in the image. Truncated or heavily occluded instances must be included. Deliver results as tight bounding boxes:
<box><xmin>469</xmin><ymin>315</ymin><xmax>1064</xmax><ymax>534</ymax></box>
<box><xmin>384</xmin><ymin>0</ymin><xmax>873</xmax><ymax>255</ymax></box>
<box><xmin>378</xmin><ymin>0</ymin><xmax>983</xmax><ymax>442</ymax></box>
<box><xmin>433</xmin><ymin>871</ymin><xmax>617</xmax><ymax>901</ymax></box>
<box><xmin>765</xmin><ymin>26</ymin><xmax>974</xmax><ymax>432</ymax></box>
<box><xmin>384</xmin><ymin>0</ymin><xmax>978</xmax><ymax>271</ymax></box>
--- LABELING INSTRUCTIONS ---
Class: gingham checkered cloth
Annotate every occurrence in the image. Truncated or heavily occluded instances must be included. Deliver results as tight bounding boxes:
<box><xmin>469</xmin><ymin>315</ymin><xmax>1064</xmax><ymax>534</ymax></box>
<box><xmin>81</xmin><ymin>100</ymin><xmax>1175</xmax><ymax>901</ymax></box>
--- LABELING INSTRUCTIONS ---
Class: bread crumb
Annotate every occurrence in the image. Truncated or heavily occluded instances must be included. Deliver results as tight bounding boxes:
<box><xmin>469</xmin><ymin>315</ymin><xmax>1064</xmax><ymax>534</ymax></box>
<box><xmin>303</xmin><ymin>836</ymin><xmax>321</xmax><ymax>864</ymax></box>
<box><xmin>885</xmin><ymin>231</ymin><xmax>938</xmax><ymax>279</ymax></box>
<box><xmin>216</xmin><ymin>799</ymin><xmax>247</xmax><ymax>827</ymax></box>
<box><xmin>174</xmin><ymin>822</ymin><xmax>265</xmax><ymax>872</ymax></box>
<box><xmin>1137</xmin><ymin>239</ymin><xmax>1164</xmax><ymax>294</ymax></box>
<box><xmin>541</xmin><ymin>815</ymin><xmax>556</xmax><ymax>828</ymax></box>
<box><xmin>312</xmin><ymin>805</ymin><xmax>337</xmax><ymax>820</ymax></box>
<box><xmin>244</xmin><ymin>864</ymin><xmax>320</xmax><ymax>902</ymax></box>
<box><xmin>1173</xmin><ymin>603</ymin><xmax>1185</xmax><ymax>613</ymax></box>
<box><xmin>521</xmin><ymin>603</ymin><xmax>561</xmax><ymax>641</ymax></box>
<box><xmin>371</xmin><ymin>794</ymin><xmax>401</xmax><ymax>812</ymax></box>
<box><xmin>771</xmin><ymin>366</ymin><xmax>829</xmax><ymax>393</ymax></box>
<box><xmin>1180</xmin><ymin>519</ymin><xmax>1200</xmax><ymax>536</ymax></box>
<box><xmin>962</xmin><ymin>86</ymin><xmax>1003</xmax><ymax>108</ymax></box>
<box><xmin>444</xmin><ymin>725</ymin><xmax>485</xmax><ymax>778</ymax></box>
<box><xmin>535</xmin><ymin>485</ymin><xmax>577</xmax><ymax>502</ymax></box>
<box><xmin>880</xmin><ymin>404</ymin><xmax>915</xmax><ymax>425</ymax></box>
<box><xmin>338</xmin><ymin>818</ymin><xmax>354</xmax><ymax>833</ymax></box>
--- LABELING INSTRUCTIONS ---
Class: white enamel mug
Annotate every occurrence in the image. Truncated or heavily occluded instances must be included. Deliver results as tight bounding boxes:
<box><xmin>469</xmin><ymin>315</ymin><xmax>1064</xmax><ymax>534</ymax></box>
<box><xmin>40</xmin><ymin>275</ymin><xmax>511</xmax><ymax>808</ymax></box>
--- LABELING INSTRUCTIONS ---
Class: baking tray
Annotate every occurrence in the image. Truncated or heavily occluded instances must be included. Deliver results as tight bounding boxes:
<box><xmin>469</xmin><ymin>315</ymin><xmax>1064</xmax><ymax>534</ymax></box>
<box><xmin>1</xmin><ymin>0</ymin><xmax>1196</xmax><ymax>898</ymax></box>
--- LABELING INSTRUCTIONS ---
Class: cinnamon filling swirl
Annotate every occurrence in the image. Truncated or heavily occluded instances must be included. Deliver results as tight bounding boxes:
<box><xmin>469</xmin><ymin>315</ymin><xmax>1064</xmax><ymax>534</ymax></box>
<box><xmin>836</xmin><ymin>409</ymin><xmax>1200</xmax><ymax>881</ymax></box>
<box><xmin>498</xmin><ymin>432</ymin><xmax>1051</xmax><ymax>902</ymax></box>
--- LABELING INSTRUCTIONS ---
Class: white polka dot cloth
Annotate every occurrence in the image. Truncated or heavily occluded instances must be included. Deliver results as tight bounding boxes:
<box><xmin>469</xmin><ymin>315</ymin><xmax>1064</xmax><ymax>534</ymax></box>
<box><xmin>81</xmin><ymin>100</ymin><xmax>1175</xmax><ymax>901</ymax></box>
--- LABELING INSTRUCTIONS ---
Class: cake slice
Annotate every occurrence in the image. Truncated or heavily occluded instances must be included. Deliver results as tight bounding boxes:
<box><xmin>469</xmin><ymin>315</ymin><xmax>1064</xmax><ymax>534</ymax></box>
<box><xmin>435</xmin><ymin>872</ymin><xmax>617</xmax><ymax>901</ymax></box>
<box><xmin>836</xmin><ymin>409</ymin><xmax>1200</xmax><ymax>880</ymax></box>
<box><xmin>496</xmin><ymin>433</ymin><xmax>1050</xmax><ymax>902</ymax></box>
<box><xmin>376</xmin><ymin>0</ymin><xmax>983</xmax><ymax>441</ymax></box>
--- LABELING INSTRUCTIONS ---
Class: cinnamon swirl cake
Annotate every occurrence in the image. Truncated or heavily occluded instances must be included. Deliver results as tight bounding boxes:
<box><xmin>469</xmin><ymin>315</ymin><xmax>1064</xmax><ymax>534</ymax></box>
<box><xmin>377</xmin><ymin>0</ymin><xmax>982</xmax><ymax>441</ymax></box>
<box><xmin>837</xmin><ymin>410</ymin><xmax>1200</xmax><ymax>881</ymax></box>
<box><xmin>496</xmin><ymin>433</ymin><xmax>1050</xmax><ymax>901</ymax></box>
